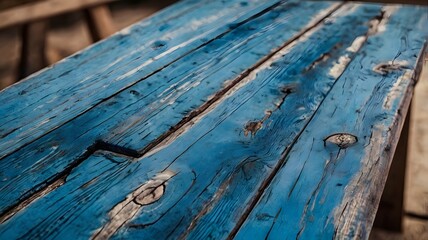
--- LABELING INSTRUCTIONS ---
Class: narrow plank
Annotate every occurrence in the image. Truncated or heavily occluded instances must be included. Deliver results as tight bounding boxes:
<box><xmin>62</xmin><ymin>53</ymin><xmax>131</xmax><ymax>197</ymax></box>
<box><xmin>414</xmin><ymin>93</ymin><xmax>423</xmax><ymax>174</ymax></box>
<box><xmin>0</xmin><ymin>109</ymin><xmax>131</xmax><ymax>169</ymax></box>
<box><xmin>0</xmin><ymin>3</ymin><xmax>388</xmax><ymax>239</ymax></box>
<box><xmin>0</xmin><ymin>0</ymin><xmax>283</xmax><ymax>159</ymax></box>
<box><xmin>0</xmin><ymin>0</ymin><xmax>118</xmax><ymax>29</ymax></box>
<box><xmin>235</xmin><ymin>5</ymin><xmax>428</xmax><ymax>240</ymax></box>
<box><xmin>18</xmin><ymin>20</ymin><xmax>48</xmax><ymax>79</ymax></box>
<box><xmin>84</xmin><ymin>5</ymin><xmax>116</xmax><ymax>42</ymax></box>
<box><xmin>0</xmin><ymin>1</ymin><xmax>338</xmax><ymax>216</ymax></box>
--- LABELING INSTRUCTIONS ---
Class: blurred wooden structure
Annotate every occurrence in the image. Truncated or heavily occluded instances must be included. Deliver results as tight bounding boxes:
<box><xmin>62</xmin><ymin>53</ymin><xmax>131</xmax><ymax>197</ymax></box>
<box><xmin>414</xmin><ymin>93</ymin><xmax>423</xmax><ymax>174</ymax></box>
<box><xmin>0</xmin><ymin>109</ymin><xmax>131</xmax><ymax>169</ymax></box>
<box><xmin>0</xmin><ymin>0</ymin><xmax>116</xmax><ymax>80</ymax></box>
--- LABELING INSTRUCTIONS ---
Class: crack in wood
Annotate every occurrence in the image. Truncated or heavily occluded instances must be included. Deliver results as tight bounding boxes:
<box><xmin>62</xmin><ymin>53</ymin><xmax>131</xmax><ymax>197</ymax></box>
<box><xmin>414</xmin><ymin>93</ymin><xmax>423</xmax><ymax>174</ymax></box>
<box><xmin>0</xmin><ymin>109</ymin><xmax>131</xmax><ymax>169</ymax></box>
<box><xmin>91</xmin><ymin>170</ymin><xmax>175</xmax><ymax>240</ymax></box>
<box><xmin>244</xmin><ymin>84</ymin><xmax>296</xmax><ymax>137</ymax></box>
<box><xmin>179</xmin><ymin>157</ymin><xmax>260</xmax><ymax>239</ymax></box>
<box><xmin>0</xmin><ymin>140</ymin><xmax>135</xmax><ymax>222</ymax></box>
<box><xmin>296</xmin><ymin>146</ymin><xmax>345</xmax><ymax>240</ymax></box>
<box><xmin>303</xmin><ymin>52</ymin><xmax>331</xmax><ymax>73</ymax></box>
<box><xmin>0</xmin><ymin>176</ymin><xmax>65</xmax><ymax>224</ymax></box>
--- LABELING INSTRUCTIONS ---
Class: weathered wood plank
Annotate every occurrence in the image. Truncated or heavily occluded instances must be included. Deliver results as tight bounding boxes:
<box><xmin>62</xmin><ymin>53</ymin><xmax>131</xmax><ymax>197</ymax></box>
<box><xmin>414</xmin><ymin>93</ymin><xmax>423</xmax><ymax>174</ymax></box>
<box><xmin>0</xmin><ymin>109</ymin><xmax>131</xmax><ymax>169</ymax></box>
<box><xmin>0</xmin><ymin>0</ymin><xmax>283</xmax><ymax>159</ymax></box>
<box><xmin>0</xmin><ymin>0</ymin><xmax>339</xmax><ymax>217</ymax></box>
<box><xmin>234</xmin><ymin>5</ymin><xmax>428</xmax><ymax>240</ymax></box>
<box><xmin>0</xmin><ymin>3</ymin><xmax>394</xmax><ymax>239</ymax></box>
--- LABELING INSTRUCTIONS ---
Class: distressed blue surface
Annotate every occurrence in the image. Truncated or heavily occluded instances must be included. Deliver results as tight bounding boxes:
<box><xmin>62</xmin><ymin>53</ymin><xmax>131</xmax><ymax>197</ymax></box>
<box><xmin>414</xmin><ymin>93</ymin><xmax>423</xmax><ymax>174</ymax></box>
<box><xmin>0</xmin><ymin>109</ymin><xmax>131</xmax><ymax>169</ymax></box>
<box><xmin>0</xmin><ymin>1</ymin><xmax>427</xmax><ymax>239</ymax></box>
<box><xmin>0</xmin><ymin>0</ymin><xmax>336</xmax><ymax>216</ymax></box>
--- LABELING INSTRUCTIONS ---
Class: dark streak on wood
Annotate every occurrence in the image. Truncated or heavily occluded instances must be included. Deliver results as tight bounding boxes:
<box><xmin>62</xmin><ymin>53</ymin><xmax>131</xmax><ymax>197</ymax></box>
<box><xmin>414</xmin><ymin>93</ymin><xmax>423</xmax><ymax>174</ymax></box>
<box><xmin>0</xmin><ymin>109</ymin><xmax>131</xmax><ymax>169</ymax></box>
<box><xmin>0</xmin><ymin>176</ymin><xmax>65</xmax><ymax>224</ymax></box>
<box><xmin>244</xmin><ymin>84</ymin><xmax>296</xmax><ymax>137</ymax></box>
<box><xmin>0</xmin><ymin>140</ymin><xmax>132</xmax><ymax>222</ymax></box>
<box><xmin>303</xmin><ymin>52</ymin><xmax>331</xmax><ymax>73</ymax></box>
<box><xmin>179</xmin><ymin>157</ymin><xmax>259</xmax><ymax>239</ymax></box>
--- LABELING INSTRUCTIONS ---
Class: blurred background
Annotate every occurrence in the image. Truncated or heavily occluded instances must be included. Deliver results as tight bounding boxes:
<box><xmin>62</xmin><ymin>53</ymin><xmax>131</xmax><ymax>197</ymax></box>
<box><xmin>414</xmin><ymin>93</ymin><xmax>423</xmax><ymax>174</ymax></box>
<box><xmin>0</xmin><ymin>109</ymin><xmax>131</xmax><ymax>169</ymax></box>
<box><xmin>0</xmin><ymin>0</ymin><xmax>427</xmax><ymax>239</ymax></box>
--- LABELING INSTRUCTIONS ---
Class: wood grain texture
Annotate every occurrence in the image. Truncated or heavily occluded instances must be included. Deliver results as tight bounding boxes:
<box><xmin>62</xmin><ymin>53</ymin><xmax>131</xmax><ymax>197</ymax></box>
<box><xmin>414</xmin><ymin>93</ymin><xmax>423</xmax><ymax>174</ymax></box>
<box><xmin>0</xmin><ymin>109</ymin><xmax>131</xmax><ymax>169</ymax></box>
<box><xmin>0</xmin><ymin>0</ymin><xmax>338</xmax><ymax>218</ymax></box>
<box><xmin>235</xmin><ymin>5</ymin><xmax>428</xmax><ymax>240</ymax></box>
<box><xmin>0</xmin><ymin>3</ymin><xmax>411</xmax><ymax>239</ymax></box>
<box><xmin>0</xmin><ymin>0</ymin><xmax>283</xmax><ymax>160</ymax></box>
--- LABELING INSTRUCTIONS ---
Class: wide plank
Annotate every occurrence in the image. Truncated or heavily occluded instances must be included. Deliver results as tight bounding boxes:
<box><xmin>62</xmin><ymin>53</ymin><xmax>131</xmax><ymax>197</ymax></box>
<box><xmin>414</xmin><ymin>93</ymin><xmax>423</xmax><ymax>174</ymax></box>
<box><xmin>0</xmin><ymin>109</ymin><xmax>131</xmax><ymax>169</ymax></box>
<box><xmin>0</xmin><ymin>0</ymin><xmax>284</xmax><ymax>159</ymax></box>
<box><xmin>0</xmin><ymin>3</ymin><xmax>390</xmax><ymax>239</ymax></box>
<box><xmin>235</xmin><ymin>5</ymin><xmax>428</xmax><ymax>240</ymax></box>
<box><xmin>0</xmin><ymin>1</ymin><xmax>339</xmax><ymax>216</ymax></box>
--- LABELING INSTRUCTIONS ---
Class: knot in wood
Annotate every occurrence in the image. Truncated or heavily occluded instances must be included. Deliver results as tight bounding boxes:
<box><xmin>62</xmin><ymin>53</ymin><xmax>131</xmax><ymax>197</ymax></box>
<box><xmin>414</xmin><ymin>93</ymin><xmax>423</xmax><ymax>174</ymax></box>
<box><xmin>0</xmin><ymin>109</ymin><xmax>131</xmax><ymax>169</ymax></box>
<box><xmin>324</xmin><ymin>133</ymin><xmax>358</xmax><ymax>149</ymax></box>
<box><xmin>135</xmin><ymin>184</ymin><xmax>165</xmax><ymax>206</ymax></box>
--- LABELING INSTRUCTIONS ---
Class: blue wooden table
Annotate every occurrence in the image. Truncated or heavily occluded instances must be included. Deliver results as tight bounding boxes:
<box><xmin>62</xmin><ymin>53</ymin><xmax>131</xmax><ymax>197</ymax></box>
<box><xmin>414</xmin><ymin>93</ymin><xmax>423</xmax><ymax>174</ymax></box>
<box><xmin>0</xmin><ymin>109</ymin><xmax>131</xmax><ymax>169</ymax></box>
<box><xmin>0</xmin><ymin>0</ymin><xmax>427</xmax><ymax>239</ymax></box>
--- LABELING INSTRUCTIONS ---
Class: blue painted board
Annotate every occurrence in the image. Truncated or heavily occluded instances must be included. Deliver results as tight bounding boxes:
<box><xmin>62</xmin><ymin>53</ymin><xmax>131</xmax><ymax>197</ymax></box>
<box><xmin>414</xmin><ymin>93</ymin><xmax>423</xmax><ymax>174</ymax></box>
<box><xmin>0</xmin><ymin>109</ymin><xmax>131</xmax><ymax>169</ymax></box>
<box><xmin>0</xmin><ymin>0</ymin><xmax>338</xmax><ymax>216</ymax></box>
